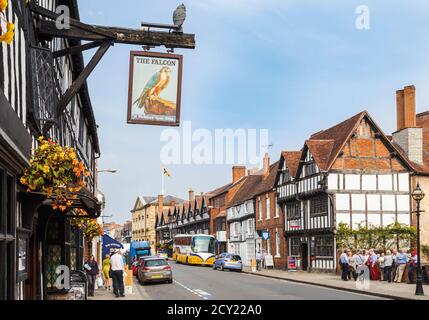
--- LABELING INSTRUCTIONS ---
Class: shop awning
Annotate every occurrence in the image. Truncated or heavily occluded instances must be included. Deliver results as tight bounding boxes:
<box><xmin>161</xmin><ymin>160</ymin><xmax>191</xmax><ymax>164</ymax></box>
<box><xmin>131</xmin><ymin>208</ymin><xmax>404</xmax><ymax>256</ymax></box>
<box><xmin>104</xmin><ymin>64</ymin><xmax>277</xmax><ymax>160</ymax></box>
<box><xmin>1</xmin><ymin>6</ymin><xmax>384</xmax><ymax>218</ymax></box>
<box><xmin>102</xmin><ymin>234</ymin><xmax>124</xmax><ymax>258</ymax></box>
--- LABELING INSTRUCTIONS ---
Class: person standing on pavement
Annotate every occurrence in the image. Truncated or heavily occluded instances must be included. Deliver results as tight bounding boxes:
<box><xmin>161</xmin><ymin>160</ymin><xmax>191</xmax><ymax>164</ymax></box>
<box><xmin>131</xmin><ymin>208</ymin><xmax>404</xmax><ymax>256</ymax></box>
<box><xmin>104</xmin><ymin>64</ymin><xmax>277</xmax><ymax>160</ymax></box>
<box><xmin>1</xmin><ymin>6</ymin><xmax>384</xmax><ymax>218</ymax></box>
<box><xmin>347</xmin><ymin>250</ymin><xmax>354</xmax><ymax>280</ymax></box>
<box><xmin>407</xmin><ymin>250</ymin><xmax>418</xmax><ymax>284</ymax></box>
<box><xmin>256</xmin><ymin>251</ymin><xmax>262</xmax><ymax>271</ymax></box>
<box><xmin>391</xmin><ymin>248</ymin><xmax>398</xmax><ymax>280</ymax></box>
<box><xmin>110</xmin><ymin>249</ymin><xmax>125</xmax><ymax>298</ymax></box>
<box><xmin>84</xmin><ymin>255</ymin><xmax>99</xmax><ymax>297</ymax></box>
<box><xmin>383</xmin><ymin>250</ymin><xmax>393</xmax><ymax>283</ymax></box>
<box><xmin>102</xmin><ymin>254</ymin><xmax>111</xmax><ymax>290</ymax></box>
<box><xmin>369</xmin><ymin>249</ymin><xmax>379</xmax><ymax>280</ymax></box>
<box><xmin>394</xmin><ymin>249</ymin><xmax>407</xmax><ymax>283</ymax></box>
<box><xmin>340</xmin><ymin>249</ymin><xmax>350</xmax><ymax>281</ymax></box>
<box><xmin>352</xmin><ymin>250</ymin><xmax>365</xmax><ymax>281</ymax></box>
<box><xmin>378</xmin><ymin>252</ymin><xmax>385</xmax><ymax>281</ymax></box>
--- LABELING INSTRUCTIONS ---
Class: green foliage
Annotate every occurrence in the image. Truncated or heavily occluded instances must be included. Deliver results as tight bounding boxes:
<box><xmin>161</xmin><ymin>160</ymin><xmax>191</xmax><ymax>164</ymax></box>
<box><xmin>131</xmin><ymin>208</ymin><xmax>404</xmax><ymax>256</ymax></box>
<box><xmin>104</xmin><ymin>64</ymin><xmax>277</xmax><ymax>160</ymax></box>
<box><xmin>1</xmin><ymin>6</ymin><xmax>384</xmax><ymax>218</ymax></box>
<box><xmin>336</xmin><ymin>222</ymin><xmax>416</xmax><ymax>251</ymax></box>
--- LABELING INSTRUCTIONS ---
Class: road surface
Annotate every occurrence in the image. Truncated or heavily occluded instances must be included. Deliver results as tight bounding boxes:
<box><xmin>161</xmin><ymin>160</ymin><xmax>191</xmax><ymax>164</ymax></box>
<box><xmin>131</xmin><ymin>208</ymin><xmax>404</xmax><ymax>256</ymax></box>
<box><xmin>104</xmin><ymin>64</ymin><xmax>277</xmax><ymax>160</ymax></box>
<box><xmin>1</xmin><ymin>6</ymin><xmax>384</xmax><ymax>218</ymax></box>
<box><xmin>135</xmin><ymin>261</ymin><xmax>386</xmax><ymax>300</ymax></box>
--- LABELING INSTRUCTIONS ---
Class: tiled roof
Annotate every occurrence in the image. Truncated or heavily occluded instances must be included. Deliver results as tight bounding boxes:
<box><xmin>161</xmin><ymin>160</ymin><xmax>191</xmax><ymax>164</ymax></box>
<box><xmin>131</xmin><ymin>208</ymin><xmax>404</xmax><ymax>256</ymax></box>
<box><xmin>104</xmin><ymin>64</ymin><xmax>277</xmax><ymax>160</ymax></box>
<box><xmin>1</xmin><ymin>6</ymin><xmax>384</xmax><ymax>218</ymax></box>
<box><xmin>282</xmin><ymin>151</ymin><xmax>302</xmax><ymax>177</ymax></box>
<box><xmin>308</xmin><ymin>111</ymin><xmax>365</xmax><ymax>171</ymax></box>
<box><xmin>253</xmin><ymin>161</ymin><xmax>280</xmax><ymax>197</ymax></box>
<box><xmin>227</xmin><ymin>174</ymin><xmax>263</xmax><ymax>208</ymax></box>
<box><xmin>305</xmin><ymin>139</ymin><xmax>335</xmax><ymax>171</ymax></box>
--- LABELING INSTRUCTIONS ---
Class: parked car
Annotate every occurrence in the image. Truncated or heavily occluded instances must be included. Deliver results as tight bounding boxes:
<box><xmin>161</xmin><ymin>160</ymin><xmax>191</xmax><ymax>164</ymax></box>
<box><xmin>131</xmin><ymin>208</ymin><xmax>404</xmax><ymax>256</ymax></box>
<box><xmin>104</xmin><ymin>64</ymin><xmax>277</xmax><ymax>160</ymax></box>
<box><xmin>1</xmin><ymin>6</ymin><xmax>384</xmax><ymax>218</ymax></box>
<box><xmin>138</xmin><ymin>257</ymin><xmax>173</xmax><ymax>284</ymax></box>
<box><xmin>213</xmin><ymin>253</ymin><xmax>243</xmax><ymax>272</ymax></box>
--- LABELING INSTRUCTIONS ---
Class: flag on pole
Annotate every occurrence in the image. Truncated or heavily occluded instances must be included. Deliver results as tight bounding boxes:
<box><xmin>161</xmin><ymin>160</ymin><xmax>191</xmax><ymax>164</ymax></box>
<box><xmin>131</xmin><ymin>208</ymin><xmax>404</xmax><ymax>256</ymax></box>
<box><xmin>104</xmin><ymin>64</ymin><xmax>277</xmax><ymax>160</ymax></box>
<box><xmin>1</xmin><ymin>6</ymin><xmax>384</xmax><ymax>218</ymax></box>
<box><xmin>163</xmin><ymin>167</ymin><xmax>171</xmax><ymax>177</ymax></box>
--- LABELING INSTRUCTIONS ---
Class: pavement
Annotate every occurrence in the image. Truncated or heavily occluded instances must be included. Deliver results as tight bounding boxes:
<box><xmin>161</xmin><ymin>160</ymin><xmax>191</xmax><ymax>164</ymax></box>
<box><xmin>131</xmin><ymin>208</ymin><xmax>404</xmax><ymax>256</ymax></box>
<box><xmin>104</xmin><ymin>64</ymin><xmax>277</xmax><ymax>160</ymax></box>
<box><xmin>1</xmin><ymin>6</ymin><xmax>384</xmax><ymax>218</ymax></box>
<box><xmin>88</xmin><ymin>285</ymin><xmax>144</xmax><ymax>300</ymax></box>
<box><xmin>133</xmin><ymin>261</ymin><xmax>385</xmax><ymax>300</ymax></box>
<box><xmin>241</xmin><ymin>267</ymin><xmax>429</xmax><ymax>300</ymax></box>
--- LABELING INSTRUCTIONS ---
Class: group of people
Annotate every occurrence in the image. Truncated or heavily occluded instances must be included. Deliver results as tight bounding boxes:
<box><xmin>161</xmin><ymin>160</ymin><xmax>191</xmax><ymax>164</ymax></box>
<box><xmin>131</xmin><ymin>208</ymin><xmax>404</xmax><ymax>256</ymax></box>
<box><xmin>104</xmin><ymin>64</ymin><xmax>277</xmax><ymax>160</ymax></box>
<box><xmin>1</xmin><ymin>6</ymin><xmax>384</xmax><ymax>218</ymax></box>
<box><xmin>84</xmin><ymin>249</ymin><xmax>126</xmax><ymax>298</ymax></box>
<box><xmin>339</xmin><ymin>248</ymin><xmax>418</xmax><ymax>284</ymax></box>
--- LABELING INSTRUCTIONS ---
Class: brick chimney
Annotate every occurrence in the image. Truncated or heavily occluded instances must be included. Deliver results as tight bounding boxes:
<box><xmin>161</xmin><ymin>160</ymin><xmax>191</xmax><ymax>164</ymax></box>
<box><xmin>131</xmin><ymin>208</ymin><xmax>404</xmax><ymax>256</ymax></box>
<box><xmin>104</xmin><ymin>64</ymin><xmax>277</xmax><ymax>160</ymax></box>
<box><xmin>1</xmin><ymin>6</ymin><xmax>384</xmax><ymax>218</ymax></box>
<box><xmin>158</xmin><ymin>194</ymin><xmax>164</xmax><ymax>216</ymax></box>
<box><xmin>392</xmin><ymin>85</ymin><xmax>423</xmax><ymax>164</ymax></box>
<box><xmin>263</xmin><ymin>153</ymin><xmax>270</xmax><ymax>177</ymax></box>
<box><xmin>232</xmin><ymin>166</ymin><xmax>246</xmax><ymax>183</ymax></box>
<box><xmin>188</xmin><ymin>187</ymin><xmax>195</xmax><ymax>201</ymax></box>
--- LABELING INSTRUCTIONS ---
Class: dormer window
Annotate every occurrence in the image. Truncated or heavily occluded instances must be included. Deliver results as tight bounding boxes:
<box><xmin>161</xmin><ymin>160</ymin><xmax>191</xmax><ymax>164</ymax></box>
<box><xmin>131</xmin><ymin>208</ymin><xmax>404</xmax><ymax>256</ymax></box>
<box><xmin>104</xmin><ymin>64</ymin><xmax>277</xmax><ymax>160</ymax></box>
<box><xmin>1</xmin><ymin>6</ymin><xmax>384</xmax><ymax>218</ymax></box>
<box><xmin>304</xmin><ymin>157</ymin><xmax>317</xmax><ymax>176</ymax></box>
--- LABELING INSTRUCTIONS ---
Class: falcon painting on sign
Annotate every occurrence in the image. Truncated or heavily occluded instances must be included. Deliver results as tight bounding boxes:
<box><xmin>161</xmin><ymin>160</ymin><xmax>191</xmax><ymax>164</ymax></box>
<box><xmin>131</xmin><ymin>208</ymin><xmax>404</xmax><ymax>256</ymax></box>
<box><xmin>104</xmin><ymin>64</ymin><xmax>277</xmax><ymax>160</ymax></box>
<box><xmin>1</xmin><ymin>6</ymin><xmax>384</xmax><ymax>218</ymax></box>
<box><xmin>127</xmin><ymin>51</ymin><xmax>183</xmax><ymax>126</ymax></box>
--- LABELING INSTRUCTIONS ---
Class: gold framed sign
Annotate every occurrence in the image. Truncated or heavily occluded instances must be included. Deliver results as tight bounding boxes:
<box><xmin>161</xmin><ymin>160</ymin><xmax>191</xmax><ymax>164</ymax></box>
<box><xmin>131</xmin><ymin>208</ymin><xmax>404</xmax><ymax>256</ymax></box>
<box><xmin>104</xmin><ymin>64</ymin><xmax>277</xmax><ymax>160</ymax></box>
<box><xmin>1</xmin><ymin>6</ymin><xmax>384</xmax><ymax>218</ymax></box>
<box><xmin>127</xmin><ymin>51</ymin><xmax>183</xmax><ymax>126</ymax></box>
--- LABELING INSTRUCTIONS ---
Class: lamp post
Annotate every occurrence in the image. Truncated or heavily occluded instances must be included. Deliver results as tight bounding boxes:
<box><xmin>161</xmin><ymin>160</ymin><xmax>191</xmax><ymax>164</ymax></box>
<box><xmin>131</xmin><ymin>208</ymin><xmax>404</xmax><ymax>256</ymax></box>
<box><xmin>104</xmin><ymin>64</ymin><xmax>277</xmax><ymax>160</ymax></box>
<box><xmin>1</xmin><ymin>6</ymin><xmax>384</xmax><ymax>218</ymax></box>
<box><xmin>411</xmin><ymin>183</ymin><xmax>425</xmax><ymax>296</ymax></box>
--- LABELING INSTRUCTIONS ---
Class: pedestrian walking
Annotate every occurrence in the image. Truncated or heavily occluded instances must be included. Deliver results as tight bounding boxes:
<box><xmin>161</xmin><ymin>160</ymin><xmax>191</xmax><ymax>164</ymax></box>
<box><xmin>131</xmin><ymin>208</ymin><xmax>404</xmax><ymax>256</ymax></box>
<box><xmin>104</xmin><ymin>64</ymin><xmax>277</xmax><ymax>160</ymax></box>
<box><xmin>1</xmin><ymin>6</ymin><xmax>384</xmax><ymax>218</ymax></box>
<box><xmin>383</xmin><ymin>250</ymin><xmax>393</xmax><ymax>283</ymax></box>
<box><xmin>378</xmin><ymin>252</ymin><xmax>385</xmax><ymax>281</ymax></box>
<box><xmin>256</xmin><ymin>251</ymin><xmax>262</xmax><ymax>271</ymax></box>
<box><xmin>84</xmin><ymin>255</ymin><xmax>99</xmax><ymax>297</ymax></box>
<box><xmin>394</xmin><ymin>249</ymin><xmax>407</xmax><ymax>283</ymax></box>
<box><xmin>110</xmin><ymin>249</ymin><xmax>125</xmax><ymax>298</ymax></box>
<box><xmin>102</xmin><ymin>254</ymin><xmax>111</xmax><ymax>290</ymax></box>
<box><xmin>340</xmin><ymin>249</ymin><xmax>350</xmax><ymax>281</ymax></box>
<box><xmin>407</xmin><ymin>250</ymin><xmax>418</xmax><ymax>284</ymax></box>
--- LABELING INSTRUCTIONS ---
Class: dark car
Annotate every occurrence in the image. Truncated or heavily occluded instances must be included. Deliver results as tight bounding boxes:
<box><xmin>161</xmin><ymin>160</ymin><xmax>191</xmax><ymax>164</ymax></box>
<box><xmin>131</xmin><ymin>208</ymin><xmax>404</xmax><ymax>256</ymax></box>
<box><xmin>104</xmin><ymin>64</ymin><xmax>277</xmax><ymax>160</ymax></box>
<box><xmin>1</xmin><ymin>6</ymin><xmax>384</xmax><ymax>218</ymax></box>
<box><xmin>138</xmin><ymin>257</ymin><xmax>173</xmax><ymax>285</ymax></box>
<box><xmin>213</xmin><ymin>253</ymin><xmax>243</xmax><ymax>272</ymax></box>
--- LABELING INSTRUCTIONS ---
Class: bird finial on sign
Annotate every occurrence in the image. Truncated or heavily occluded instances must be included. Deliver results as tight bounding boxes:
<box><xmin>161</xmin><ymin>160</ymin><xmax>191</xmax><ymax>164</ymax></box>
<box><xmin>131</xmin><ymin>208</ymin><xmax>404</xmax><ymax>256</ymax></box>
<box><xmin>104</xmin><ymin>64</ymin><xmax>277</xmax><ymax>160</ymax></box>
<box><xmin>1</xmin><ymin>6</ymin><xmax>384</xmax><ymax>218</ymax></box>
<box><xmin>173</xmin><ymin>3</ymin><xmax>186</xmax><ymax>32</ymax></box>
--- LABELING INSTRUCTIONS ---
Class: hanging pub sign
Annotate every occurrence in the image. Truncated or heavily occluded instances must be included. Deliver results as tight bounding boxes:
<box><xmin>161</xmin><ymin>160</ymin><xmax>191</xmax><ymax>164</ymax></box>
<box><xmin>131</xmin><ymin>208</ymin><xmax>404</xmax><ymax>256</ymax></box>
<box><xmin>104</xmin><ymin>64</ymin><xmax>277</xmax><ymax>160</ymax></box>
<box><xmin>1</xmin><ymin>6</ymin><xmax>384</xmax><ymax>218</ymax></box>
<box><xmin>127</xmin><ymin>51</ymin><xmax>183</xmax><ymax>126</ymax></box>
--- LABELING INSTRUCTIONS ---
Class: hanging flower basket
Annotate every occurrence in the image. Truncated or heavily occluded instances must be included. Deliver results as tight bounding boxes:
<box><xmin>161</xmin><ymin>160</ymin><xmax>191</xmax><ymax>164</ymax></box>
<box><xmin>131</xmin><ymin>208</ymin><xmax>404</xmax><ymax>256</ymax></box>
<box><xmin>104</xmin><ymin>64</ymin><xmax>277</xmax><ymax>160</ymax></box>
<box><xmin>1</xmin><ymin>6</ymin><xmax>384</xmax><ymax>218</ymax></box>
<box><xmin>71</xmin><ymin>209</ymin><xmax>104</xmax><ymax>240</ymax></box>
<box><xmin>0</xmin><ymin>1</ymin><xmax>15</xmax><ymax>45</ymax></box>
<box><xmin>20</xmin><ymin>137</ymin><xmax>90</xmax><ymax>212</ymax></box>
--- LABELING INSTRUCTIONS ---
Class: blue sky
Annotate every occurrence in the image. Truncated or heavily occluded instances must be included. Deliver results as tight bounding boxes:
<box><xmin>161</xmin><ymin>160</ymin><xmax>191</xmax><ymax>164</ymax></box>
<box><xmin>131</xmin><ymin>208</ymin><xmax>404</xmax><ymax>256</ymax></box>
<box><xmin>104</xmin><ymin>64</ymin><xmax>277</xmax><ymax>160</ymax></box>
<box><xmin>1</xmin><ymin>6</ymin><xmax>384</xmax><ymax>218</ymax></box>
<box><xmin>79</xmin><ymin>0</ymin><xmax>429</xmax><ymax>223</ymax></box>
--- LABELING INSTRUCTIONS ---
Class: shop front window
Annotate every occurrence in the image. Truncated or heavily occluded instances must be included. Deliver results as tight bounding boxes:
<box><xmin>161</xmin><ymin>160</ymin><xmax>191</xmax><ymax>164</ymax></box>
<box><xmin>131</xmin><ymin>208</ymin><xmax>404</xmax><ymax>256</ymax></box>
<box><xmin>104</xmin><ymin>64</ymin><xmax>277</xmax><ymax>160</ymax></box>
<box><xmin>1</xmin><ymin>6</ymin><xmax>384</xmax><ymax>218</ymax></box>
<box><xmin>0</xmin><ymin>168</ymin><xmax>16</xmax><ymax>300</ymax></box>
<box><xmin>290</xmin><ymin>237</ymin><xmax>300</xmax><ymax>256</ymax></box>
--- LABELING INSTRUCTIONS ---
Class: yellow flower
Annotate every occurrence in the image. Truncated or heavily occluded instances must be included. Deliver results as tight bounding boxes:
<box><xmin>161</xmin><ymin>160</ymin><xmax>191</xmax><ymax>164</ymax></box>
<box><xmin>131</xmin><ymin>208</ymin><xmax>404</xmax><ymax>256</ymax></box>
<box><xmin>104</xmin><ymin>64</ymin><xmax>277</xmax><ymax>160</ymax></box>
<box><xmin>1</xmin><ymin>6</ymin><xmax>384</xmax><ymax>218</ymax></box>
<box><xmin>42</xmin><ymin>165</ymin><xmax>50</xmax><ymax>173</ymax></box>
<box><xmin>0</xmin><ymin>0</ymin><xmax>8</xmax><ymax>12</ymax></box>
<box><xmin>0</xmin><ymin>22</ymin><xmax>15</xmax><ymax>45</ymax></box>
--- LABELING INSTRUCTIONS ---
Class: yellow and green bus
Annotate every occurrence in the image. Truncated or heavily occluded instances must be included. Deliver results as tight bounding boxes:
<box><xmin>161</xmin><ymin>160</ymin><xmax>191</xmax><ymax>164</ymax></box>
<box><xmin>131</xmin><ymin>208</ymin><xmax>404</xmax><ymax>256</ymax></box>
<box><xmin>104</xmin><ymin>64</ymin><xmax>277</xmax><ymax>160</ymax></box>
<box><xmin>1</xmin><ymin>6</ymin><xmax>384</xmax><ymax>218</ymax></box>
<box><xmin>173</xmin><ymin>234</ymin><xmax>216</xmax><ymax>266</ymax></box>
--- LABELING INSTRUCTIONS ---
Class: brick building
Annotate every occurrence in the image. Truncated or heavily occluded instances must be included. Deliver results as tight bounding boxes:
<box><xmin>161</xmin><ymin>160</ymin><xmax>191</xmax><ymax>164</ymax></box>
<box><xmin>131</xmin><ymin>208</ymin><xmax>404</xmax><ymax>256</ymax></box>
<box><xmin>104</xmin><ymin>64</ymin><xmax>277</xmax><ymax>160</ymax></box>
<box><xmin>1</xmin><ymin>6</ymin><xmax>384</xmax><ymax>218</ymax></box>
<box><xmin>255</xmin><ymin>153</ymin><xmax>300</xmax><ymax>270</ymax></box>
<box><xmin>276</xmin><ymin>109</ymin><xmax>415</xmax><ymax>272</ymax></box>
<box><xmin>207</xmin><ymin>166</ymin><xmax>248</xmax><ymax>253</ymax></box>
<box><xmin>392</xmin><ymin>86</ymin><xmax>429</xmax><ymax>261</ymax></box>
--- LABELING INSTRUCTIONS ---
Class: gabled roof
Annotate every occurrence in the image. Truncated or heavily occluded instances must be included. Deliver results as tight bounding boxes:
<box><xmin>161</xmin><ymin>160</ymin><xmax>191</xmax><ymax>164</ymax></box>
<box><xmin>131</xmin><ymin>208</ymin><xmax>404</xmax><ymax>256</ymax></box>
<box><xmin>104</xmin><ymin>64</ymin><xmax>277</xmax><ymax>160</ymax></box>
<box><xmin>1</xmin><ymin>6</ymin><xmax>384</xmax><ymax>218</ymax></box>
<box><xmin>253</xmin><ymin>161</ymin><xmax>280</xmax><ymax>197</ymax></box>
<box><xmin>305</xmin><ymin>139</ymin><xmax>335</xmax><ymax>171</ymax></box>
<box><xmin>307</xmin><ymin>111</ymin><xmax>365</xmax><ymax>171</ymax></box>
<box><xmin>227</xmin><ymin>174</ymin><xmax>262</xmax><ymax>208</ymax></box>
<box><xmin>282</xmin><ymin>151</ymin><xmax>302</xmax><ymax>177</ymax></box>
<box><xmin>295</xmin><ymin>111</ymin><xmax>413</xmax><ymax>175</ymax></box>
<box><xmin>206</xmin><ymin>175</ymin><xmax>246</xmax><ymax>199</ymax></box>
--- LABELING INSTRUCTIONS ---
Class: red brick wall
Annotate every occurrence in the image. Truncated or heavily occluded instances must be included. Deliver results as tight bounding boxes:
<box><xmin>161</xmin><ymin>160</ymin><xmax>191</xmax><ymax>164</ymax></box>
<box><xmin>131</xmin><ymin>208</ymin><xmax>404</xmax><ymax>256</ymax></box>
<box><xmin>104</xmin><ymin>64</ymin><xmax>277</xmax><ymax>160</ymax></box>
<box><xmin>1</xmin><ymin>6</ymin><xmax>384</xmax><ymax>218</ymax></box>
<box><xmin>331</xmin><ymin>120</ymin><xmax>408</xmax><ymax>173</ymax></box>
<box><xmin>255</xmin><ymin>190</ymin><xmax>287</xmax><ymax>269</ymax></box>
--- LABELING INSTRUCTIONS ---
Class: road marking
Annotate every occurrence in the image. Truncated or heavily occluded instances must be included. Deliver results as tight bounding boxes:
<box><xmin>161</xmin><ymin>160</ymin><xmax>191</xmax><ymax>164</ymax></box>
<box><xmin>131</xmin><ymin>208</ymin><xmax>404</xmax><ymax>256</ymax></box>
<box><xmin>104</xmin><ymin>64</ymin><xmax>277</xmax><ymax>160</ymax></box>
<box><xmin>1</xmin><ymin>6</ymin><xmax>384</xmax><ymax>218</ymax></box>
<box><xmin>173</xmin><ymin>280</ymin><xmax>209</xmax><ymax>300</ymax></box>
<box><xmin>194</xmin><ymin>289</ymin><xmax>211</xmax><ymax>296</ymax></box>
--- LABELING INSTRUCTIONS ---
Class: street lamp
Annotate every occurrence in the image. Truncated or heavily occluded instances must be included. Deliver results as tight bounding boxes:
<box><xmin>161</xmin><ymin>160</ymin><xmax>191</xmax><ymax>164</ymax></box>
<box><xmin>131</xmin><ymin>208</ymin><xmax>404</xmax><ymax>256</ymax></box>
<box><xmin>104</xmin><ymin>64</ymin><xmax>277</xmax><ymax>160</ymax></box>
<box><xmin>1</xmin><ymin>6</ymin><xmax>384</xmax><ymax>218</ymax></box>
<box><xmin>411</xmin><ymin>183</ymin><xmax>425</xmax><ymax>296</ymax></box>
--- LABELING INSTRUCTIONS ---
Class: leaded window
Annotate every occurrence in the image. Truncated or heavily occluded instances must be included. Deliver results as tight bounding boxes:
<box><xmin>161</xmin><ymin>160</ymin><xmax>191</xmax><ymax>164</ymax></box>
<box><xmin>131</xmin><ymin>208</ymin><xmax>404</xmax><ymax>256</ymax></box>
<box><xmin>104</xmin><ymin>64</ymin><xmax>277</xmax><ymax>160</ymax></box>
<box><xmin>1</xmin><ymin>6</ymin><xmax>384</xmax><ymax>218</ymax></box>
<box><xmin>290</xmin><ymin>237</ymin><xmax>300</xmax><ymax>256</ymax></box>
<box><xmin>286</xmin><ymin>201</ymin><xmax>301</xmax><ymax>220</ymax></box>
<box><xmin>310</xmin><ymin>195</ymin><xmax>328</xmax><ymax>217</ymax></box>
<box><xmin>313</xmin><ymin>236</ymin><xmax>334</xmax><ymax>257</ymax></box>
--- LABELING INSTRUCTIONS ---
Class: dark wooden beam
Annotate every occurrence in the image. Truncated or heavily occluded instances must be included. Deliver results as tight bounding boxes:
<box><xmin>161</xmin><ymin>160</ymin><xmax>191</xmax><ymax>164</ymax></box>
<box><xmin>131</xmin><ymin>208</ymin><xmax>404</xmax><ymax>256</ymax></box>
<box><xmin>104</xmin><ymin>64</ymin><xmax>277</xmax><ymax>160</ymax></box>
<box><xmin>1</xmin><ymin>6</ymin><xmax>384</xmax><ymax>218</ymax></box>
<box><xmin>38</xmin><ymin>20</ymin><xmax>196</xmax><ymax>49</ymax></box>
<box><xmin>43</xmin><ymin>41</ymin><xmax>113</xmax><ymax>135</ymax></box>
<box><xmin>29</xmin><ymin>2</ymin><xmax>115</xmax><ymax>39</ymax></box>
<box><xmin>53</xmin><ymin>41</ymin><xmax>102</xmax><ymax>58</ymax></box>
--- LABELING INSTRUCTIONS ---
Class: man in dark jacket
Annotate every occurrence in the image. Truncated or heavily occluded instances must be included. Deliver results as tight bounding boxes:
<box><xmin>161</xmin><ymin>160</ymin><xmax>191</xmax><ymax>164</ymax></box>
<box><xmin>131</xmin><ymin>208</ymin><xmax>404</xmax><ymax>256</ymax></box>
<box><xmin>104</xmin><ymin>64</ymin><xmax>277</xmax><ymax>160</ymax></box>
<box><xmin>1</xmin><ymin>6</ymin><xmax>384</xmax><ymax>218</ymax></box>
<box><xmin>84</xmin><ymin>255</ymin><xmax>99</xmax><ymax>297</ymax></box>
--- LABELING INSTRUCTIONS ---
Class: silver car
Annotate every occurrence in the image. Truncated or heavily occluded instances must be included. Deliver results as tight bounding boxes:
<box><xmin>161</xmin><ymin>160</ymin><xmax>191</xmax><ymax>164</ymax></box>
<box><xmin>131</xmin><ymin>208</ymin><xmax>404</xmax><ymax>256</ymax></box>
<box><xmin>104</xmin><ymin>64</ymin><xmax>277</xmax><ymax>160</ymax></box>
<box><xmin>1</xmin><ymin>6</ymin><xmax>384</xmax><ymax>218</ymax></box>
<box><xmin>138</xmin><ymin>257</ymin><xmax>173</xmax><ymax>284</ymax></box>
